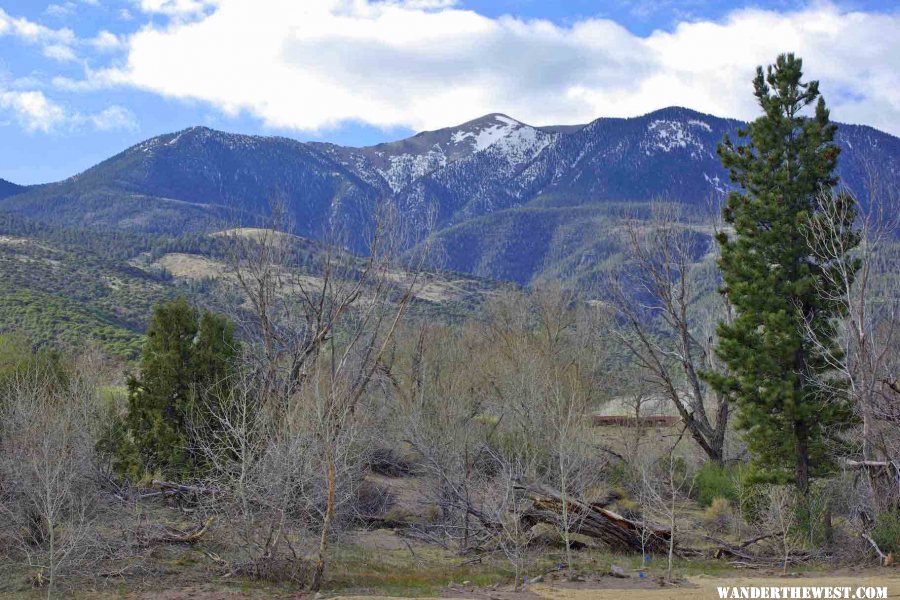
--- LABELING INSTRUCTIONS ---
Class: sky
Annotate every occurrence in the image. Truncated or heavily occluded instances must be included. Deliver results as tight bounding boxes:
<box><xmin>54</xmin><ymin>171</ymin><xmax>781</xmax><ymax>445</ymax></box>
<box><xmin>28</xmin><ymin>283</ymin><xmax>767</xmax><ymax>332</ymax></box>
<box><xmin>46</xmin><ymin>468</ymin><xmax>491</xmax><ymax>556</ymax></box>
<box><xmin>1</xmin><ymin>0</ymin><xmax>898</xmax><ymax>184</ymax></box>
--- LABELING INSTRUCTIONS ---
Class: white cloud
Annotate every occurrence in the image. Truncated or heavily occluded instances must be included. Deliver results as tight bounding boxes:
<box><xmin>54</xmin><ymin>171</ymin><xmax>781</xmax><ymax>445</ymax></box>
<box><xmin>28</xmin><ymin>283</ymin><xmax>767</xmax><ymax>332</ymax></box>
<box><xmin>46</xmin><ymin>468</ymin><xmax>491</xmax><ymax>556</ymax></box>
<box><xmin>88</xmin><ymin>105</ymin><xmax>138</xmax><ymax>130</ymax></box>
<box><xmin>0</xmin><ymin>8</ymin><xmax>75</xmax><ymax>45</ymax></box>
<box><xmin>0</xmin><ymin>88</ymin><xmax>137</xmax><ymax>133</ymax></box>
<box><xmin>45</xmin><ymin>2</ymin><xmax>77</xmax><ymax>18</ymax></box>
<box><xmin>9</xmin><ymin>1</ymin><xmax>900</xmax><ymax>138</ymax></box>
<box><xmin>43</xmin><ymin>43</ymin><xmax>78</xmax><ymax>61</ymax></box>
<box><xmin>0</xmin><ymin>90</ymin><xmax>68</xmax><ymax>132</ymax></box>
<box><xmin>135</xmin><ymin>0</ymin><xmax>218</xmax><ymax>16</ymax></box>
<box><xmin>97</xmin><ymin>0</ymin><xmax>900</xmax><ymax>136</ymax></box>
<box><xmin>89</xmin><ymin>30</ymin><xmax>121</xmax><ymax>50</ymax></box>
<box><xmin>1</xmin><ymin>8</ymin><xmax>79</xmax><ymax>63</ymax></box>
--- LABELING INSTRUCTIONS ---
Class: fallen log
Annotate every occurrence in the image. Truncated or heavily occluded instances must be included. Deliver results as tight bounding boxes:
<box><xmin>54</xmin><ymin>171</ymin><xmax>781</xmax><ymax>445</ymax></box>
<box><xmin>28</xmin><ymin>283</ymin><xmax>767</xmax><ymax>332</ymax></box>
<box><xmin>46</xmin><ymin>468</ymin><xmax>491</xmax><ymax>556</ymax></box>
<box><xmin>862</xmin><ymin>533</ymin><xmax>886</xmax><ymax>563</ymax></box>
<box><xmin>357</xmin><ymin>513</ymin><xmax>414</xmax><ymax>529</ymax></box>
<box><xmin>151</xmin><ymin>480</ymin><xmax>222</xmax><ymax>496</ymax></box>
<box><xmin>513</xmin><ymin>481</ymin><xmax>672</xmax><ymax>554</ymax></box>
<box><xmin>135</xmin><ymin>516</ymin><xmax>216</xmax><ymax>547</ymax></box>
<box><xmin>154</xmin><ymin>516</ymin><xmax>215</xmax><ymax>544</ymax></box>
<box><xmin>697</xmin><ymin>534</ymin><xmax>814</xmax><ymax>566</ymax></box>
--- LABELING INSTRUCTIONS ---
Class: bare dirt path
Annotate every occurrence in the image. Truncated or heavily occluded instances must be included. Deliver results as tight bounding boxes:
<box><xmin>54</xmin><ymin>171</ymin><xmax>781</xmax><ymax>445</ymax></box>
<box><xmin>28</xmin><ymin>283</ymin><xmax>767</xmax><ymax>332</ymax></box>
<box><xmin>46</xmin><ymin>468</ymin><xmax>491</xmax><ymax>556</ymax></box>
<box><xmin>334</xmin><ymin>573</ymin><xmax>900</xmax><ymax>600</ymax></box>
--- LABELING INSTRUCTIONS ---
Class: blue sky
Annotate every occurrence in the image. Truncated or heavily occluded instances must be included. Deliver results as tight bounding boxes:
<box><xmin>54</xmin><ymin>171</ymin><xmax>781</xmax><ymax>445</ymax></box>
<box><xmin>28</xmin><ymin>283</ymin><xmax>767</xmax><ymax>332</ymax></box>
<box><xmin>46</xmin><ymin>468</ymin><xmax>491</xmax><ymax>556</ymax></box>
<box><xmin>1</xmin><ymin>0</ymin><xmax>898</xmax><ymax>184</ymax></box>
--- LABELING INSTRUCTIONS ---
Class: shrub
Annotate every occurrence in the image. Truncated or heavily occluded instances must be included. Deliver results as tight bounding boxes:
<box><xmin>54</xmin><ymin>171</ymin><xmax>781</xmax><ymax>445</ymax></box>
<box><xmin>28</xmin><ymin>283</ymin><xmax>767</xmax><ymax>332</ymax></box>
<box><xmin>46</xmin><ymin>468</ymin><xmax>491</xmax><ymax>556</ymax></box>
<box><xmin>703</xmin><ymin>497</ymin><xmax>733</xmax><ymax>533</ymax></box>
<box><xmin>872</xmin><ymin>512</ymin><xmax>900</xmax><ymax>554</ymax></box>
<box><xmin>695</xmin><ymin>462</ymin><xmax>737</xmax><ymax>507</ymax></box>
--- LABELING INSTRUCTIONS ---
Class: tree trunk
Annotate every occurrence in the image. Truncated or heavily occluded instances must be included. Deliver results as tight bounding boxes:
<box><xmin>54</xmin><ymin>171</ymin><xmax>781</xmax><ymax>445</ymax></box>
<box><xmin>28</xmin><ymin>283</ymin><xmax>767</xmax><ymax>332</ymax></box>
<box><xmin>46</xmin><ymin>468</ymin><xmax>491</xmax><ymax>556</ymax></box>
<box><xmin>667</xmin><ymin>461</ymin><xmax>676</xmax><ymax>583</ymax></box>
<box><xmin>794</xmin><ymin>419</ymin><xmax>810</xmax><ymax>496</ymax></box>
<box><xmin>310</xmin><ymin>457</ymin><xmax>335</xmax><ymax>592</ymax></box>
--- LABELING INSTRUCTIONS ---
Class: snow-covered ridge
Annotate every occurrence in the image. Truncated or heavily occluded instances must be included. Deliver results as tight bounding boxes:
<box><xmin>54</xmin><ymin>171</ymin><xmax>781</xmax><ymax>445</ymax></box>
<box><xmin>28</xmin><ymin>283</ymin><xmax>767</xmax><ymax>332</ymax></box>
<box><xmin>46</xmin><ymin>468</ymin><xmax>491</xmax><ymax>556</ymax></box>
<box><xmin>380</xmin><ymin>147</ymin><xmax>449</xmax><ymax>193</ymax></box>
<box><xmin>450</xmin><ymin>114</ymin><xmax>522</xmax><ymax>151</ymax></box>
<box><xmin>374</xmin><ymin>115</ymin><xmax>555</xmax><ymax>193</ymax></box>
<box><xmin>642</xmin><ymin>119</ymin><xmax>712</xmax><ymax>158</ymax></box>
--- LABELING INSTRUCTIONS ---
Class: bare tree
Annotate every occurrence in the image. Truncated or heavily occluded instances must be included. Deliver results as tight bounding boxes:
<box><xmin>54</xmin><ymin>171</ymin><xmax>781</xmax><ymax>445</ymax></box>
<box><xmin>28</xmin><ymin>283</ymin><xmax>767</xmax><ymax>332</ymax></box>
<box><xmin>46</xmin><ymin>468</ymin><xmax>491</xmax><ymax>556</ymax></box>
<box><xmin>489</xmin><ymin>455</ymin><xmax>540</xmax><ymax>590</ymax></box>
<box><xmin>803</xmin><ymin>179</ymin><xmax>900</xmax><ymax>461</ymax></box>
<box><xmin>192</xmin><ymin>372</ymin><xmax>309</xmax><ymax>582</ymax></box>
<box><xmin>0</xmin><ymin>354</ymin><xmax>104</xmax><ymax>597</ymax></box>
<box><xmin>396</xmin><ymin>322</ymin><xmax>500</xmax><ymax>554</ymax></box>
<box><xmin>636</xmin><ymin>428</ymin><xmax>693</xmax><ymax>583</ymax></box>
<box><xmin>222</xmin><ymin>200</ymin><xmax>433</xmax><ymax>590</ymax></box>
<box><xmin>608</xmin><ymin>202</ymin><xmax>731</xmax><ymax>463</ymax></box>
<box><xmin>765</xmin><ymin>485</ymin><xmax>800</xmax><ymax>574</ymax></box>
<box><xmin>477</xmin><ymin>285</ymin><xmax>611</xmax><ymax>573</ymax></box>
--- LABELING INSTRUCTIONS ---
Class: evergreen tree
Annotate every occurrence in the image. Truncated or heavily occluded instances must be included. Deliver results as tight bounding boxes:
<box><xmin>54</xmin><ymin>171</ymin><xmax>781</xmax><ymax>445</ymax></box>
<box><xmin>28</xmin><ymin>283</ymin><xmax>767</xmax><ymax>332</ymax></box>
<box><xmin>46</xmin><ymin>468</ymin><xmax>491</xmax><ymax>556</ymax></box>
<box><xmin>120</xmin><ymin>297</ymin><xmax>236</xmax><ymax>478</ymax></box>
<box><xmin>708</xmin><ymin>54</ymin><xmax>859</xmax><ymax>495</ymax></box>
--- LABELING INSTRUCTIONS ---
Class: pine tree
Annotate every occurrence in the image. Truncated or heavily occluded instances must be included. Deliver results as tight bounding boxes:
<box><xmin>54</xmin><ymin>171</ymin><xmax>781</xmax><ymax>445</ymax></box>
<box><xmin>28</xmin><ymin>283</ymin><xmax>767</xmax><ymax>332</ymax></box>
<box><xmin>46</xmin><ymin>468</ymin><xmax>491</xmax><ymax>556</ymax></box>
<box><xmin>120</xmin><ymin>297</ymin><xmax>236</xmax><ymax>477</ymax></box>
<box><xmin>708</xmin><ymin>54</ymin><xmax>859</xmax><ymax>495</ymax></box>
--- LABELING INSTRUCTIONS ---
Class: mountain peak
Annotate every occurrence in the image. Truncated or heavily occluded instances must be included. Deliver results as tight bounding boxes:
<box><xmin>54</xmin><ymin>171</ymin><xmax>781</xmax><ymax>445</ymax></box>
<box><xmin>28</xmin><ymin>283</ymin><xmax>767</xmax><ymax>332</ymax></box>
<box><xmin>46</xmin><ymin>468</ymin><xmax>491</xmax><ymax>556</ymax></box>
<box><xmin>458</xmin><ymin>113</ymin><xmax>523</xmax><ymax>127</ymax></box>
<box><xmin>447</xmin><ymin>113</ymin><xmax>534</xmax><ymax>152</ymax></box>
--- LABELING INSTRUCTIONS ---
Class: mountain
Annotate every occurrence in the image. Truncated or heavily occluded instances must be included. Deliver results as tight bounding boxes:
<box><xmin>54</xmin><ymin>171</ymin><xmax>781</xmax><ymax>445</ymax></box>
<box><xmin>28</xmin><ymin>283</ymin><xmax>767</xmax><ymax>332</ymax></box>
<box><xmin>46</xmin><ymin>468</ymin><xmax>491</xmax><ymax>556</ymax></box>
<box><xmin>0</xmin><ymin>127</ymin><xmax>381</xmax><ymax>243</ymax></box>
<box><xmin>0</xmin><ymin>178</ymin><xmax>25</xmax><ymax>200</ymax></box>
<box><xmin>2</xmin><ymin>107</ymin><xmax>899</xmax><ymax>283</ymax></box>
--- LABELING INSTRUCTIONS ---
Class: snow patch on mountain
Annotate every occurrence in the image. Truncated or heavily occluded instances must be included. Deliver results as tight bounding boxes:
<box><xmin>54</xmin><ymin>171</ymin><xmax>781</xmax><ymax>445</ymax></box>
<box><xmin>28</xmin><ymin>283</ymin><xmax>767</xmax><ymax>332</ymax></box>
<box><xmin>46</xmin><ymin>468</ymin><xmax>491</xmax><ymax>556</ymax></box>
<box><xmin>374</xmin><ymin>115</ymin><xmax>555</xmax><ymax>193</ymax></box>
<box><xmin>472</xmin><ymin>116</ymin><xmax>519</xmax><ymax>151</ymax></box>
<box><xmin>688</xmin><ymin>119</ymin><xmax>712</xmax><ymax>132</ymax></box>
<box><xmin>643</xmin><ymin>119</ymin><xmax>711</xmax><ymax>158</ymax></box>
<box><xmin>448</xmin><ymin>115</ymin><xmax>520</xmax><ymax>152</ymax></box>
<box><xmin>489</xmin><ymin>125</ymin><xmax>553</xmax><ymax>164</ymax></box>
<box><xmin>380</xmin><ymin>147</ymin><xmax>448</xmax><ymax>192</ymax></box>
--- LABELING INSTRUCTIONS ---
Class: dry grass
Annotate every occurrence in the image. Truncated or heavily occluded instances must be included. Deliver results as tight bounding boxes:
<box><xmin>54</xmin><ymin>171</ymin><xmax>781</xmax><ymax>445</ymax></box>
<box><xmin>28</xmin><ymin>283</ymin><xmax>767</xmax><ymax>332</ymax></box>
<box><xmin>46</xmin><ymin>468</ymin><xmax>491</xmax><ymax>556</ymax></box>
<box><xmin>4</xmin><ymin>498</ymin><xmax>896</xmax><ymax>599</ymax></box>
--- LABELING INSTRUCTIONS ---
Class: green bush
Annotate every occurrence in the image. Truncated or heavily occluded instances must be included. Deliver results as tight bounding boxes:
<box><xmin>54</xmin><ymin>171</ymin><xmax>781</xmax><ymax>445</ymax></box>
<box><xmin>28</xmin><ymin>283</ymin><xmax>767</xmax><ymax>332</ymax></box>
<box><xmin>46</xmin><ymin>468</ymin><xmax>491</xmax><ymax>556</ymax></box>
<box><xmin>116</xmin><ymin>298</ymin><xmax>237</xmax><ymax>478</ymax></box>
<box><xmin>872</xmin><ymin>512</ymin><xmax>900</xmax><ymax>554</ymax></box>
<box><xmin>695</xmin><ymin>462</ymin><xmax>737</xmax><ymax>507</ymax></box>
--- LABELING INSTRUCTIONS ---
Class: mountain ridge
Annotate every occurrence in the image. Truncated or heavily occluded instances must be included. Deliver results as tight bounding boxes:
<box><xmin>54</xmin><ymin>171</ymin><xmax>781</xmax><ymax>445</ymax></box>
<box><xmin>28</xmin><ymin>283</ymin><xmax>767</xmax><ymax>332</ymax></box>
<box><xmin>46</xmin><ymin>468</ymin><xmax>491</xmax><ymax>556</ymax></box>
<box><xmin>0</xmin><ymin>178</ymin><xmax>25</xmax><ymax>200</ymax></box>
<box><xmin>2</xmin><ymin>106</ymin><xmax>898</xmax><ymax>283</ymax></box>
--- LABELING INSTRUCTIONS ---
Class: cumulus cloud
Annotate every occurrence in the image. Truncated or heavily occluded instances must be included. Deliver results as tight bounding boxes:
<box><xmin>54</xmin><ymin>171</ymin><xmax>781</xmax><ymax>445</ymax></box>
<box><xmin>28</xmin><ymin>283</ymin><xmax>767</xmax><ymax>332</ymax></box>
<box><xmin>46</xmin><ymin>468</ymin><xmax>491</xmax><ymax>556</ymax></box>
<box><xmin>88</xmin><ymin>105</ymin><xmax>139</xmax><ymax>130</ymax></box>
<box><xmin>8</xmin><ymin>1</ymin><xmax>900</xmax><ymax>137</ymax></box>
<box><xmin>45</xmin><ymin>2</ymin><xmax>77</xmax><ymax>18</ymax></box>
<box><xmin>94</xmin><ymin>0</ymin><xmax>900</xmax><ymax>135</ymax></box>
<box><xmin>0</xmin><ymin>90</ymin><xmax>68</xmax><ymax>132</ymax></box>
<box><xmin>1</xmin><ymin>8</ymin><xmax>79</xmax><ymax>63</ymax></box>
<box><xmin>135</xmin><ymin>0</ymin><xmax>219</xmax><ymax>17</ymax></box>
<box><xmin>0</xmin><ymin>87</ymin><xmax>137</xmax><ymax>133</ymax></box>
<box><xmin>89</xmin><ymin>30</ymin><xmax>122</xmax><ymax>51</ymax></box>
<box><xmin>43</xmin><ymin>43</ymin><xmax>78</xmax><ymax>61</ymax></box>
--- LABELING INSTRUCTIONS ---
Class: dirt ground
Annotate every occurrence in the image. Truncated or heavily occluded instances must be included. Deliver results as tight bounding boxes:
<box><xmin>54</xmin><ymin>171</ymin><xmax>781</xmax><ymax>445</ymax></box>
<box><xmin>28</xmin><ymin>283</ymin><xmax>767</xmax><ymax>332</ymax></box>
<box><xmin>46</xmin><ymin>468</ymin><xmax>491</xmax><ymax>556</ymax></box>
<box><xmin>334</xmin><ymin>573</ymin><xmax>900</xmax><ymax>600</ymax></box>
<box><xmin>3</xmin><ymin>516</ymin><xmax>897</xmax><ymax>599</ymax></box>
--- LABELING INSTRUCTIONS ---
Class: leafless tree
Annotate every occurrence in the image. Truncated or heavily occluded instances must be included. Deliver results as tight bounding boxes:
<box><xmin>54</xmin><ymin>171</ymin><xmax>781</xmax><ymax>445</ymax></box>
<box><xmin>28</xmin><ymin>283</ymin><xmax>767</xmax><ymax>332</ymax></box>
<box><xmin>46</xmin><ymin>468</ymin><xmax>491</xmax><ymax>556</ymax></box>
<box><xmin>476</xmin><ymin>286</ymin><xmax>611</xmax><ymax>573</ymax></box>
<box><xmin>636</xmin><ymin>427</ymin><xmax>693</xmax><ymax>582</ymax></box>
<box><xmin>802</xmin><ymin>178</ymin><xmax>900</xmax><ymax>461</ymax></box>
<box><xmin>221</xmin><ymin>200</ymin><xmax>433</xmax><ymax>590</ymax></box>
<box><xmin>491</xmin><ymin>458</ymin><xmax>539</xmax><ymax>590</ymax></box>
<box><xmin>764</xmin><ymin>485</ymin><xmax>800</xmax><ymax>574</ymax></box>
<box><xmin>0</xmin><ymin>353</ymin><xmax>104</xmax><ymax>598</ymax></box>
<box><xmin>607</xmin><ymin>202</ymin><xmax>731</xmax><ymax>463</ymax></box>
<box><xmin>396</xmin><ymin>322</ymin><xmax>500</xmax><ymax>553</ymax></box>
